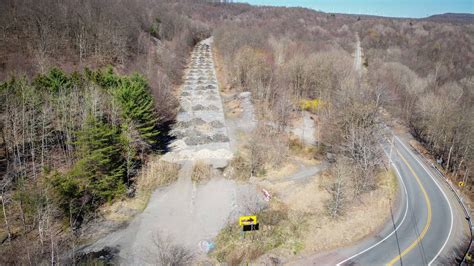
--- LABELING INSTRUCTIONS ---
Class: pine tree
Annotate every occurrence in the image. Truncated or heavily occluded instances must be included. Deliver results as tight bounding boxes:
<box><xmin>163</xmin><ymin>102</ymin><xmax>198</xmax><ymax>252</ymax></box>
<box><xmin>75</xmin><ymin>115</ymin><xmax>126</xmax><ymax>201</ymax></box>
<box><xmin>85</xmin><ymin>66</ymin><xmax>121</xmax><ymax>89</ymax></box>
<box><xmin>114</xmin><ymin>74</ymin><xmax>160</xmax><ymax>146</ymax></box>
<box><xmin>50</xmin><ymin>115</ymin><xmax>126</xmax><ymax>218</ymax></box>
<box><xmin>86</xmin><ymin>68</ymin><xmax>160</xmax><ymax>147</ymax></box>
<box><xmin>33</xmin><ymin>68</ymin><xmax>72</xmax><ymax>93</ymax></box>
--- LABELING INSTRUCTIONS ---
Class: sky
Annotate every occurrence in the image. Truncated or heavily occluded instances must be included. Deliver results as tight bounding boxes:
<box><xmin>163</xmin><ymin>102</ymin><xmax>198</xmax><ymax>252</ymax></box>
<box><xmin>235</xmin><ymin>0</ymin><xmax>474</xmax><ymax>18</ymax></box>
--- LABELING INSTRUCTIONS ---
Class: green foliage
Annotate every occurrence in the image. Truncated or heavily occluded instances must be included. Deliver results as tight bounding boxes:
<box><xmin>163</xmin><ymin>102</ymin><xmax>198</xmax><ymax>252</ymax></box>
<box><xmin>51</xmin><ymin>115</ymin><xmax>126</xmax><ymax>218</ymax></box>
<box><xmin>85</xmin><ymin>66</ymin><xmax>121</xmax><ymax>89</ymax></box>
<box><xmin>3</xmin><ymin>66</ymin><xmax>161</xmax><ymax>224</ymax></box>
<box><xmin>86</xmin><ymin>67</ymin><xmax>160</xmax><ymax>146</ymax></box>
<box><xmin>114</xmin><ymin>74</ymin><xmax>160</xmax><ymax>145</ymax></box>
<box><xmin>33</xmin><ymin>68</ymin><xmax>73</xmax><ymax>93</ymax></box>
<box><xmin>12</xmin><ymin>179</ymin><xmax>49</xmax><ymax>227</ymax></box>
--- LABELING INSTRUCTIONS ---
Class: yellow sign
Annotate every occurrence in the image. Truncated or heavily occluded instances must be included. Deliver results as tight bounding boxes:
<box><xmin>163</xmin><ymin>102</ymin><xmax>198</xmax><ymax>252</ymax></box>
<box><xmin>239</xmin><ymin>215</ymin><xmax>257</xmax><ymax>226</ymax></box>
<box><xmin>459</xmin><ymin>181</ymin><xmax>465</xmax><ymax>187</ymax></box>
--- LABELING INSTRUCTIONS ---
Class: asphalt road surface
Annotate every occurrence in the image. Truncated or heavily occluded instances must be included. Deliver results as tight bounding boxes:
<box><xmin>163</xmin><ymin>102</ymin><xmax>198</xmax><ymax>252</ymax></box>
<box><xmin>336</xmin><ymin>136</ymin><xmax>469</xmax><ymax>265</ymax></box>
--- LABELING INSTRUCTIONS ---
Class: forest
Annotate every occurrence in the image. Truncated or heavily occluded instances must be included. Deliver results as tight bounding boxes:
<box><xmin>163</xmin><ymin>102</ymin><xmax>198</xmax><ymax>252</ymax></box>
<box><xmin>0</xmin><ymin>0</ymin><xmax>473</xmax><ymax>264</ymax></box>
<box><xmin>0</xmin><ymin>0</ymin><xmax>210</xmax><ymax>262</ymax></box>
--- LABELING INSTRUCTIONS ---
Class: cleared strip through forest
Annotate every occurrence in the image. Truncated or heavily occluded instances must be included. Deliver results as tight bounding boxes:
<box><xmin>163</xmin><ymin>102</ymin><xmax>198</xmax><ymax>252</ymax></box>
<box><xmin>162</xmin><ymin>38</ymin><xmax>232</xmax><ymax>168</ymax></box>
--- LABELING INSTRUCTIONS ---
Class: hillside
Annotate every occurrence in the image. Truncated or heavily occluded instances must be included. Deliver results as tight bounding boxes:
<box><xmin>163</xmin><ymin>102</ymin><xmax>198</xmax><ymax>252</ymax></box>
<box><xmin>425</xmin><ymin>13</ymin><xmax>474</xmax><ymax>24</ymax></box>
<box><xmin>1</xmin><ymin>0</ymin><xmax>473</xmax><ymax>264</ymax></box>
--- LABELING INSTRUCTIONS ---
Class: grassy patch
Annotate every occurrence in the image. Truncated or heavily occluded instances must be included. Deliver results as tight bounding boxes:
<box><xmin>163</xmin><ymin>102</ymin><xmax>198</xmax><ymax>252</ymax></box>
<box><xmin>228</xmin><ymin>153</ymin><xmax>252</xmax><ymax>181</ymax></box>
<box><xmin>191</xmin><ymin>161</ymin><xmax>212</xmax><ymax>183</ymax></box>
<box><xmin>212</xmin><ymin>202</ymin><xmax>307</xmax><ymax>264</ymax></box>
<box><xmin>289</xmin><ymin>137</ymin><xmax>315</xmax><ymax>158</ymax></box>
<box><xmin>378</xmin><ymin>168</ymin><xmax>398</xmax><ymax>196</ymax></box>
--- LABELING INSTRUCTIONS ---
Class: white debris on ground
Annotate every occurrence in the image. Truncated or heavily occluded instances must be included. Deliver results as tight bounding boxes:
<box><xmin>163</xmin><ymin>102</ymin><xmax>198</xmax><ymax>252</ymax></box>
<box><xmin>161</xmin><ymin>38</ymin><xmax>233</xmax><ymax>168</ymax></box>
<box><xmin>225</xmin><ymin>91</ymin><xmax>257</xmax><ymax>151</ymax></box>
<box><xmin>290</xmin><ymin>111</ymin><xmax>317</xmax><ymax>146</ymax></box>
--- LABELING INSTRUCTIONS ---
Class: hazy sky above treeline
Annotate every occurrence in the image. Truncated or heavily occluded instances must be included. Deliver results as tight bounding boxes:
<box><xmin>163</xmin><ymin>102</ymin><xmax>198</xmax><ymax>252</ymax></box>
<box><xmin>236</xmin><ymin>0</ymin><xmax>474</xmax><ymax>18</ymax></box>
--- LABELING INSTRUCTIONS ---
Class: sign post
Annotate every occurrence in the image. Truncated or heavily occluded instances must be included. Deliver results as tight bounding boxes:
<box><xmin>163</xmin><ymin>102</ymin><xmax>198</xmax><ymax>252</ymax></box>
<box><xmin>239</xmin><ymin>215</ymin><xmax>259</xmax><ymax>232</ymax></box>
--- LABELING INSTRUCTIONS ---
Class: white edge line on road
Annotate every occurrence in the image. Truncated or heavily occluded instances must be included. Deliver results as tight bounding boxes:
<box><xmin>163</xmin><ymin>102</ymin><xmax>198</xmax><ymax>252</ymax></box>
<box><xmin>336</xmin><ymin>147</ymin><xmax>409</xmax><ymax>266</ymax></box>
<box><xmin>395</xmin><ymin>136</ymin><xmax>454</xmax><ymax>265</ymax></box>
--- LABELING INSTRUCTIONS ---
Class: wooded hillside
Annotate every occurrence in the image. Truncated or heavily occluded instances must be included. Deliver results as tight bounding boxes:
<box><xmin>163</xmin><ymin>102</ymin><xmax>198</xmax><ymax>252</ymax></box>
<box><xmin>0</xmin><ymin>0</ymin><xmax>472</xmax><ymax>263</ymax></box>
<box><xmin>0</xmin><ymin>0</ymin><xmax>210</xmax><ymax>263</ymax></box>
<box><xmin>175</xmin><ymin>0</ymin><xmax>473</xmax><ymax>194</ymax></box>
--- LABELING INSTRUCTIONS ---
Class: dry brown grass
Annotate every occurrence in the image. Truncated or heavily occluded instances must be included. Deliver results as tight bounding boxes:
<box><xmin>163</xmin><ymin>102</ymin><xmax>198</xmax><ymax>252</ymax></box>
<box><xmin>212</xmin><ymin>200</ymin><xmax>307</xmax><ymax>264</ymax></box>
<box><xmin>137</xmin><ymin>157</ymin><xmax>180</xmax><ymax>196</ymax></box>
<box><xmin>302</xmin><ymin>169</ymin><xmax>397</xmax><ymax>254</ymax></box>
<box><xmin>264</xmin><ymin>162</ymin><xmax>299</xmax><ymax>181</ymax></box>
<box><xmin>238</xmin><ymin>168</ymin><xmax>399</xmax><ymax>262</ymax></box>
<box><xmin>100</xmin><ymin>156</ymin><xmax>180</xmax><ymax>221</ymax></box>
<box><xmin>289</xmin><ymin>137</ymin><xmax>316</xmax><ymax>159</ymax></box>
<box><xmin>228</xmin><ymin>153</ymin><xmax>252</xmax><ymax>181</ymax></box>
<box><xmin>191</xmin><ymin>161</ymin><xmax>212</xmax><ymax>183</ymax></box>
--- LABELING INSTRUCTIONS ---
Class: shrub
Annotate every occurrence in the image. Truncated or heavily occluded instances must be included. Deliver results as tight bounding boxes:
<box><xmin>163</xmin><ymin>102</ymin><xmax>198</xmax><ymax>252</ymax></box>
<box><xmin>229</xmin><ymin>154</ymin><xmax>252</xmax><ymax>180</ymax></box>
<box><xmin>191</xmin><ymin>161</ymin><xmax>212</xmax><ymax>183</ymax></box>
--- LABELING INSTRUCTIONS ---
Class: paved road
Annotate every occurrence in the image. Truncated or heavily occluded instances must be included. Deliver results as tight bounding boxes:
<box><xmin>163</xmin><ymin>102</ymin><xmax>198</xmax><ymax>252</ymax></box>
<box><xmin>336</xmin><ymin>136</ymin><xmax>469</xmax><ymax>265</ymax></box>
<box><xmin>330</xmin><ymin>35</ymin><xmax>469</xmax><ymax>265</ymax></box>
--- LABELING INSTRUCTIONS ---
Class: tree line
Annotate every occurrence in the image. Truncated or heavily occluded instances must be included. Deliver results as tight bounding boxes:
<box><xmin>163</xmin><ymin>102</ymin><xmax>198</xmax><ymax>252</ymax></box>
<box><xmin>0</xmin><ymin>67</ymin><xmax>165</xmax><ymax>261</ymax></box>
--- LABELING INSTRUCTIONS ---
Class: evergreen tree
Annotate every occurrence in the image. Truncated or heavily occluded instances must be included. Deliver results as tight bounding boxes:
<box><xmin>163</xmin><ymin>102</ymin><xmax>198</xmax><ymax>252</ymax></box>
<box><xmin>75</xmin><ymin>115</ymin><xmax>126</xmax><ymax>200</ymax></box>
<box><xmin>86</xmin><ymin>68</ymin><xmax>160</xmax><ymax>147</ymax></box>
<box><xmin>85</xmin><ymin>66</ymin><xmax>121</xmax><ymax>89</ymax></box>
<box><xmin>33</xmin><ymin>68</ymin><xmax>73</xmax><ymax>93</ymax></box>
<box><xmin>114</xmin><ymin>74</ymin><xmax>160</xmax><ymax>146</ymax></box>
<box><xmin>50</xmin><ymin>115</ymin><xmax>126</xmax><ymax>218</ymax></box>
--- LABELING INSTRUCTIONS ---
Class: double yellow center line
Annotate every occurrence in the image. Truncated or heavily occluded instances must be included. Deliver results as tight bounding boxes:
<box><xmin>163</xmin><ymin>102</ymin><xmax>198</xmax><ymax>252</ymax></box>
<box><xmin>386</xmin><ymin>148</ymin><xmax>432</xmax><ymax>266</ymax></box>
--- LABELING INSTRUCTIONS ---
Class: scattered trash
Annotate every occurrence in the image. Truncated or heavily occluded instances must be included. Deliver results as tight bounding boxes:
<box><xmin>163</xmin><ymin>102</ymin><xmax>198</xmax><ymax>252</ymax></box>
<box><xmin>262</xmin><ymin>188</ymin><xmax>272</xmax><ymax>202</ymax></box>
<box><xmin>199</xmin><ymin>240</ymin><xmax>215</xmax><ymax>253</ymax></box>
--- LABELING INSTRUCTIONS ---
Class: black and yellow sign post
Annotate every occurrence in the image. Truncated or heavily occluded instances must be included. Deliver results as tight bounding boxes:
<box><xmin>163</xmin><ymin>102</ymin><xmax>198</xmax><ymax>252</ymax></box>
<box><xmin>240</xmin><ymin>215</ymin><xmax>259</xmax><ymax>232</ymax></box>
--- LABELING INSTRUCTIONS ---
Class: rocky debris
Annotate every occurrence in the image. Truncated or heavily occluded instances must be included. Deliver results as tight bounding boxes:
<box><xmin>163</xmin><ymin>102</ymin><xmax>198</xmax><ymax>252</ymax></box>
<box><xmin>162</xmin><ymin>38</ymin><xmax>232</xmax><ymax>168</ymax></box>
<box><xmin>212</xmin><ymin>133</ymin><xmax>230</xmax><ymax>143</ymax></box>
<box><xmin>176</xmin><ymin>117</ymin><xmax>206</xmax><ymax>129</ymax></box>
<box><xmin>192</xmin><ymin>104</ymin><xmax>206</xmax><ymax>111</ymax></box>
<box><xmin>75</xmin><ymin>246</ymin><xmax>120</xmax><ymax>264</ymax></box>
<box><xmin>172</xmin><ymin>128</ymin><xmax>200</xmax><ymax>139</ymax></box>
<box><xmin>184</xmin><ymin>133</ymin><xmax>213</xmax><ymax>145</ymax></box>
<box><xmin>192</xmin><ymin>104</ymin><xmax>219</xmax><ymax>111</ymax></box>
<box><xmin>206</xmin><ymin>95</ymin><xmax>219</xmax><ymax>101</ymax></box>
<box><xmin>209</xmin><ymin>120</ymin><xmax>224</xmax><ymax>128</ymax></box>
<box><xmin>326</xmin><ymin>152</ymin><xmax>336</xmax><ymax>163</ymax></box>
<box><xmin>178</xmin><ymin>107</ymin><xmax>187</xmax><ymax>114</ymax></box>
<box><xmin>207</xmin><ymin>105</ymin><xmax>219</xmax><ymax>111</ymax></box>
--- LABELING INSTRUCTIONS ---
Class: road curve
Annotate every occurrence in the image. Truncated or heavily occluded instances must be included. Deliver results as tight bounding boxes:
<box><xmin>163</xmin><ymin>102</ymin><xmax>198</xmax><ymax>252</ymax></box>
<box><xmin>336</xmin><ymin>136</ymin><xmax>469</xmax><ymax>265</ymax></box>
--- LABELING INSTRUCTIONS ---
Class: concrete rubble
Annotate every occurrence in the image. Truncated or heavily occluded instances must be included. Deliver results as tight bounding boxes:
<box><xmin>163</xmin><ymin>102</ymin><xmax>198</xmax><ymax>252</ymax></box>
<box><xmin>162</xmin><ymin>38</ymin><xmax>233</xmax><ymax>168</ymax></box>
